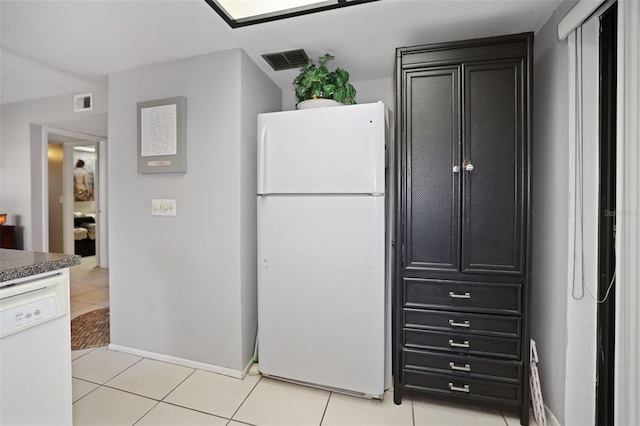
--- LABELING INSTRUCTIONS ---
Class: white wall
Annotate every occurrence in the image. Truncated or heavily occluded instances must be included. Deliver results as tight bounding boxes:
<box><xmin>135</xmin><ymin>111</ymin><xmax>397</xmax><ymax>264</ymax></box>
<box><xmin>531</xmin><ymin>2</ymin><xmax>610</xmax><ymax>425</ymax></box>
<box><xmin>531</xmin><ymin>2</ymin><xmax>575</xmax><ymax>423</ymax></box>
<box><xmin>108</xmin><ymin>49</ymin><xmax>280</xmax><ymax>372</ymax></box>
<box><xmin>0</xmin><ymin>89</ymin><xmax>108</xmax><ymax>250</ymax></box>
<box><xmin>282</xmin><ymin>77</ymin><xmax>393</xmax><ymax>112</ymax></box>
<box><xmin>563</xmin><ymin>14</ymin><xmax>600</xmax><ymax>426</ymax></box>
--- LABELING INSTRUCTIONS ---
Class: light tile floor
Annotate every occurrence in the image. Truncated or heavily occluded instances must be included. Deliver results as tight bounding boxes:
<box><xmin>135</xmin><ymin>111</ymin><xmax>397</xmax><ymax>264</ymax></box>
<box><xmin>70</xmin><ymin>256</ymin><xmax>109</xmax><ymax>320</ymax></box>
<box><xmin>70</xmin><ymin>258</ymin><xmax>538</xmax><ymax>426</ymax></box>
<box><xmin>72</xmin><ymin>345</ymin><xmax>537</xmax><ymax>426</ymax></box>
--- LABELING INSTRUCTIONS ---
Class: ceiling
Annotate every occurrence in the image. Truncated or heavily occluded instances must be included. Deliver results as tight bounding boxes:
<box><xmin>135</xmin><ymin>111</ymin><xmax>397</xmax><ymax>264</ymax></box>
<box><xmin>0</xmin><ymin>0</ymin><xmax>564</xmax><ymax>105</ymax></box>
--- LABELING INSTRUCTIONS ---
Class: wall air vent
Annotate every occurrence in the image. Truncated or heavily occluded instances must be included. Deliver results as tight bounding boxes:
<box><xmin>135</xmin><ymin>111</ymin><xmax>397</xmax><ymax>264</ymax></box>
<box><xmin>262</xmin><ymin>49</ymin><xmax>309</xmax><ymax>71</ymax></box>
<box><xmin>74</xmin><ymin>93</ymin><xmax>93</xmax><ymax>112</ymax></box>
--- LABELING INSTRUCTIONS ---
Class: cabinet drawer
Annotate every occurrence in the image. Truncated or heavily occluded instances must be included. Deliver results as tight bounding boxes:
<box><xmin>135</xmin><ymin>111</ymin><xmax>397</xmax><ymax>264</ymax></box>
<box><xmin>403</xmin><ymin>369</ymin><xmax>522</xmax><ymax>404</ymax></box>
<box><xmin>404</xmin><ymin>309</ymin><xmax>521</xmax><ymax>338</ymax></box>
<box><xmin>403</xmin><ymin>329</ymin><xmax>520</xmax><ymax>360</ymax></box>
<box><xmin>404</xmin><ymin>278</ymin><xmax>521</xmax><ymax>314</ymax></box>
<box><xmin>403</xmin><ymin>349</ymin><xmax>522</xmax><ymax>383</ymax></box>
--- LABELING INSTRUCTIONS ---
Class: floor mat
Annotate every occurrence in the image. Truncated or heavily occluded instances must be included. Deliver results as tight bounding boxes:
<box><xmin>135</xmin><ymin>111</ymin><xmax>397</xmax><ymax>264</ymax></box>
<box><xmin>71</xmin><ymin>307</ymin><xmax>110</xmax><ymax>350</ymax></box>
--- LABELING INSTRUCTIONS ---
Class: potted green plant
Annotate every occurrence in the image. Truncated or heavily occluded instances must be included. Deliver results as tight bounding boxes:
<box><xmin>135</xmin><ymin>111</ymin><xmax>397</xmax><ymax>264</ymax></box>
<box><xmin>293</xmin><ymin>54</ymin><xmax>357</xmax><ymax>109</ymax></box>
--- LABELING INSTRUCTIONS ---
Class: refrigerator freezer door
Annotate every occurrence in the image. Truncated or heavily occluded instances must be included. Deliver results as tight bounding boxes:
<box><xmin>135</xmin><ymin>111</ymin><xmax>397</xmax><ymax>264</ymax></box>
<box><xmin>257</xmin><ymin>102</ymin><xmax>385</xmax><ymax>195</ymax></box>
<box><xmin>257</xmin><ymin>195</ymin><xmax>385</xmax><ymax>396</ymax></box>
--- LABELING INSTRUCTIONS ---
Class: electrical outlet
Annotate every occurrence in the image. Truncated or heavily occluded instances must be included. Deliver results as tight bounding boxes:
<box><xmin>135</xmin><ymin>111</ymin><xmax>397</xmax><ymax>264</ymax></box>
<box><xmin>151</xmin><ymin>199</ymin><xmax>176</xmax><ymax>216</ymax></box>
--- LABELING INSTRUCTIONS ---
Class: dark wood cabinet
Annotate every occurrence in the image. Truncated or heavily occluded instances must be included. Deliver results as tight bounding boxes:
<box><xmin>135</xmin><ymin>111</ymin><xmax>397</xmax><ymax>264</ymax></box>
<box><xmin>0</xmin><ymin>226</ymin><xmax>16</xmax><ymax>249</ymax></box>
<box><xmin>394</xmin><ymin>33</ymin><xmax>532</xmax><ymax>425</ymax></box>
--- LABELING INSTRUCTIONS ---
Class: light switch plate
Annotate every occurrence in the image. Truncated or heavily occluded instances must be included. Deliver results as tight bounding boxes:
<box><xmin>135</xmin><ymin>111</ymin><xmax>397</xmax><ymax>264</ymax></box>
<box><xmin>151</xmin><ymin>199</ymin><xmax>176</xmax><ymax>216</ymax></box>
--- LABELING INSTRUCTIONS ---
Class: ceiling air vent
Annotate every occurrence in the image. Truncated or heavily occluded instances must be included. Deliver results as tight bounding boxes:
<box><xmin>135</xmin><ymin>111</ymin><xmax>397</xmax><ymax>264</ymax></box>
<box><xmin>262</xmin><ymin>49</ymin><xmax>309</xmax><ymax>71</ymax></box>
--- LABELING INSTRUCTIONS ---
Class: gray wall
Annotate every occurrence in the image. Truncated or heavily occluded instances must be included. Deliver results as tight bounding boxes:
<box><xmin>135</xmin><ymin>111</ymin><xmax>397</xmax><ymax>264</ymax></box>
<box><xmin>0</xmin><ymin>89</ymin><xmax>108</xmax><ymax>250</ymax></box>
<box><xmin>108</xmin><ymin>49</ymin><xmax>280</xmax><ymax>372</ymax></box>
<box><xmin>531</xmin><ymin>1</ymin><xmax>576</xmax><ymax>423</ymax></box>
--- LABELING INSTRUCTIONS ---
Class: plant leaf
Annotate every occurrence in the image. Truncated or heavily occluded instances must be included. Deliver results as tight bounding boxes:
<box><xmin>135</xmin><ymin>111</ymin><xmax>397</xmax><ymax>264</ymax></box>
<box><xmin>311</xmin><ymin>82</ymin><xmax>322</xmax><ymax>98</ymax></box>
<box><xmin>303</xmin><ymin>77</ymin><xmax>312</xmax><ymax>89</ymax></box>
<box><xmin>347</xmin><ymin>84</ymin><xmax>356</xmax><ymax>99</ymax></box>
<box><xmin>318</xmin><ymin>53</ymin><xmax>335</xmax><ymax>64</ymax></box>
<box><xmin>292</xmin><ymin>53</ymin><xmax>353</xmax><ymax>103</ymax></box>
<box><xmin>323</xmin><ymin>84</ymin><xmax>336</xmax><ymax>95</ymax></box>
<box><xmin>334</xmin><ymin>87</ymin><xmax>347</xmax><ymax>103</ymax></box>
<box><xmin>336</xmin><ymin>68</ymin><xmax>349</xmax><ymax>82</ymax></box>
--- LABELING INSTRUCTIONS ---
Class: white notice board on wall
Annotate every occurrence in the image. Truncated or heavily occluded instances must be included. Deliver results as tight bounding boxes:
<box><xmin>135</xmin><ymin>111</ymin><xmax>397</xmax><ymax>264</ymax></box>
<box><xmin>137</xmin><ymin>96</ymin><xmax>187</xmax><ymax>173</ymax></box>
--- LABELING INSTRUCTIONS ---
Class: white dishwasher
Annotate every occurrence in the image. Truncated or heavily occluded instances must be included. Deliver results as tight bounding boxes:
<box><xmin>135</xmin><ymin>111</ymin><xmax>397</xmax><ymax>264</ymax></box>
<box><xmin>0</xmin><ymin>270</ymin><xmax>72</xmax><ymax>426</ymax></box>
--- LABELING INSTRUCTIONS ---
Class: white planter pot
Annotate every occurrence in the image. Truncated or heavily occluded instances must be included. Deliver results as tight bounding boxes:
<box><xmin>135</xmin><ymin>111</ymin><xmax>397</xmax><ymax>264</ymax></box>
<box><xmin>297</xmin><ymin>99</ymin><xmax>342</xmax><ymax>110</ymax></box>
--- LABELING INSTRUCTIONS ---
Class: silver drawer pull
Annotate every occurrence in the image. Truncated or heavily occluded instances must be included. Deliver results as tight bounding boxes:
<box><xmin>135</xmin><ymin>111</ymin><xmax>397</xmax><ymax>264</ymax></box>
<box><xmin>449</xmin><ymin>291</ymin><xmax>471</xmax><ymax>299</ymax></box>
<box><xmin>449</xmin><ymin>362</ymin><xmax>471</xmax><ymax>372</ymax></box>
<box><xmin>448</xmin><ymin>339</ymin><xmax>470</xmax><ymax>348</ymax></box>
<box><xmin>449</xmin><ymin>319</ymin><xmax>470</xmax><ymax>328</ymax></box>
<box><xmin>448</xmin><ymin>383</ymin><xmax>470</xmax><ymax>393</ymax></box>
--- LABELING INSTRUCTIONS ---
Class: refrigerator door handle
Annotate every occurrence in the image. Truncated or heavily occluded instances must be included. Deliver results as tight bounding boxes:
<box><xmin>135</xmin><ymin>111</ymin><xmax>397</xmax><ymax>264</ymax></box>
<box><xmin>258</xmin><ymin>124</ymin><xmax>268</xmax><ymax>194</ymax></box>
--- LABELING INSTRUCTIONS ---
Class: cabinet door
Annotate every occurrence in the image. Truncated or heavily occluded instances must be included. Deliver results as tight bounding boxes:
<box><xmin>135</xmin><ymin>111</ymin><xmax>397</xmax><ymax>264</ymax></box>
<box><xmin>403</xmin><ymin>67</ymin><xmax>461</xmax><ymax>273</ymax></box>
<box><xmin>461</xmin><ymin>60</ymin><xmax>525</xmax><ymax>275</ymax></box>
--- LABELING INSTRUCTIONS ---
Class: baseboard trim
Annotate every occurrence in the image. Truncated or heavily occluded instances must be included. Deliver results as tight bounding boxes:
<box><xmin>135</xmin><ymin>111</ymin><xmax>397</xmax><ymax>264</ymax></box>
<box><xmin>241</xmin><ymin>358</ymin><xmax>254</xmax><ymax>378</ymax></box>
<box><xmin>108</xmin><ymin>344</ymin><xmax>247</xmax><ymax>379</ymax></box>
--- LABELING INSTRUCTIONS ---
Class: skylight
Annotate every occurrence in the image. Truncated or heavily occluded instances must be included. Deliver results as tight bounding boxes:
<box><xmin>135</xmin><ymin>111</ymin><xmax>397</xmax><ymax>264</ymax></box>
<box><xmin>204</xmin><ymin>0</ymin><xmax>378</xmax><ymax>28</ymax></box>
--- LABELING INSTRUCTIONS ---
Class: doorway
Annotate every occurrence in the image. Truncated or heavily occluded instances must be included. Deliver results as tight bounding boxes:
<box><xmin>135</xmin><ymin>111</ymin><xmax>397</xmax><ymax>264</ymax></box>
<box><xmin>47</xmin><ymin>132</ymin><xmax>101</xmax><ymax>260</ymax></box>
<box><xmin>70</xmin><ymin>143</ymin><xmax>99</xmax><ymax>258</ymax></box>
<box><xmin>38</xmin><ymin>127</ymin><xmax>108</xmax><ymax>268</ymax></box>
<box><xmin>596</xmin><ymin>3</ymin><xmax>617</xmax><ymax>425</ymax></box>
<box><xmin>44</xmin><ymin>130</ymin><xmax>111</xmax><ymax>341</ymax></box>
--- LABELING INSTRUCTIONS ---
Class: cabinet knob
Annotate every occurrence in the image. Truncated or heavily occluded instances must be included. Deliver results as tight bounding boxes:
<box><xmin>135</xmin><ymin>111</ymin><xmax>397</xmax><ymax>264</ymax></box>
<box><xmin>452</xmin><ymin>165</ymin><xmax>460</xmax><ymax>173</ymax></box>
<box><xmin>465</xmin><ymin>162</ymin><xmax>474</xmax><ymax>172</ymax></box>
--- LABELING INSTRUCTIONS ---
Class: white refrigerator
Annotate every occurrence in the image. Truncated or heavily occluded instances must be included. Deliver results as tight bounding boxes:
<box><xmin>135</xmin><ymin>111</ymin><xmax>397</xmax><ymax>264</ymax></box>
<box><xmin>257</xmin><ymin>102</ymin><xmax>387</xmax><ymax>398</ymax></box>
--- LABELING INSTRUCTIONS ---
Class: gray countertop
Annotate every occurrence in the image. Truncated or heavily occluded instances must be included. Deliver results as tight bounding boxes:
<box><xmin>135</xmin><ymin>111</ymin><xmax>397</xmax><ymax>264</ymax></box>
<box><xmin>0</xmin><ymin>249</ymin><xmax>81</xmax><ymax>282</ymax></box>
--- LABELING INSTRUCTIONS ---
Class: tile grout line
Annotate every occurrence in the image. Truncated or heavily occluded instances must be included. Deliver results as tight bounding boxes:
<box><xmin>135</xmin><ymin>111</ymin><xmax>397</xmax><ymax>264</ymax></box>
<box><xmin>159</xmin><ymin>367</ymin><xmax>198</xmax><ymax>403</ymax></box>
<box><xmin>226</xmin><ymin>419</ymin><xmax>257</xmax><ymax>426</ymax></box>
<box><xmin>70</xmin><ymin>347</ymin><xmax>99</xmax><ymax>362</ymax></box>
<box><xmin>74</xmin><ymin>352</ymin><xmax>200</xmax><ymax>410</ymax></box>
<box><xmin>70</xmin><ymin>290</ymin><xmax>109</xmax><ymax>303</ymax></box>
<box><xmin>71</xmin><ymin>375</ymin><xmax>102</xmax><ymax>386</ymax></box>
<box><xmin>411</xmin><ymin>395</ymin><xmax>416</xmax><ymax>426</ymax></box>
<box><xmin>137</xmin><ymin>367</ymin><xmax>230</xmax><ymax>422</ymax></box>
<box><xmin>69</xmin><ymin>275</ymin><xmax>109</xmax><ymax>284</ymax></box>
<box><xmin>130</xmin><ymin>400</ymin><xmax>161</xmax><ymax>426</ymax></box>
<box><xmin>70</xmin><ymin>294</ymin><xmax>109</xmax><ymax>305</ymax></box>
<box><xmin>72</xmin><ymin>350</ymin><xmax>155</xmax><ymax>420</ymax></box>
<box><xmin>79</xmin><ymin>351</ymin><xmax>145</xmax><ymax>388</ymax></box>
<box><xmin>98</xmin><ymin>383</ymin><xmax>168</xmax><ymax>401</ymax></box>
<box><xmin>97</xmin><ymin>358</ymin><xmax>198</xmax><ymax>403</ymax></box>
<box><xmin>69</xmin><ymin>285</ymin><xmax>105</xmax><ymax>298</ymax></box>
<box><xmin>70</xmin><ymin>303</ymin><xmax>105</xmax><ymax>317</ymax></box>
<box><xmin>71</xmin><ymin>380</ymin><xmax>102</xmax><ymax>405</ymax></box>
<box><xmin>319</xmin><ymin>391</ymin><xmax>333</xmax><ymax>425</ymax></box>
<box><xmin>227</xmin><ymin>375</ymin><xmax>263</xmax><ymax>423</ymax></box>
<box><xmin>159</xmin><ymin>399</ymin><xmax>232</xmax><ymax>423</ymax></box>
